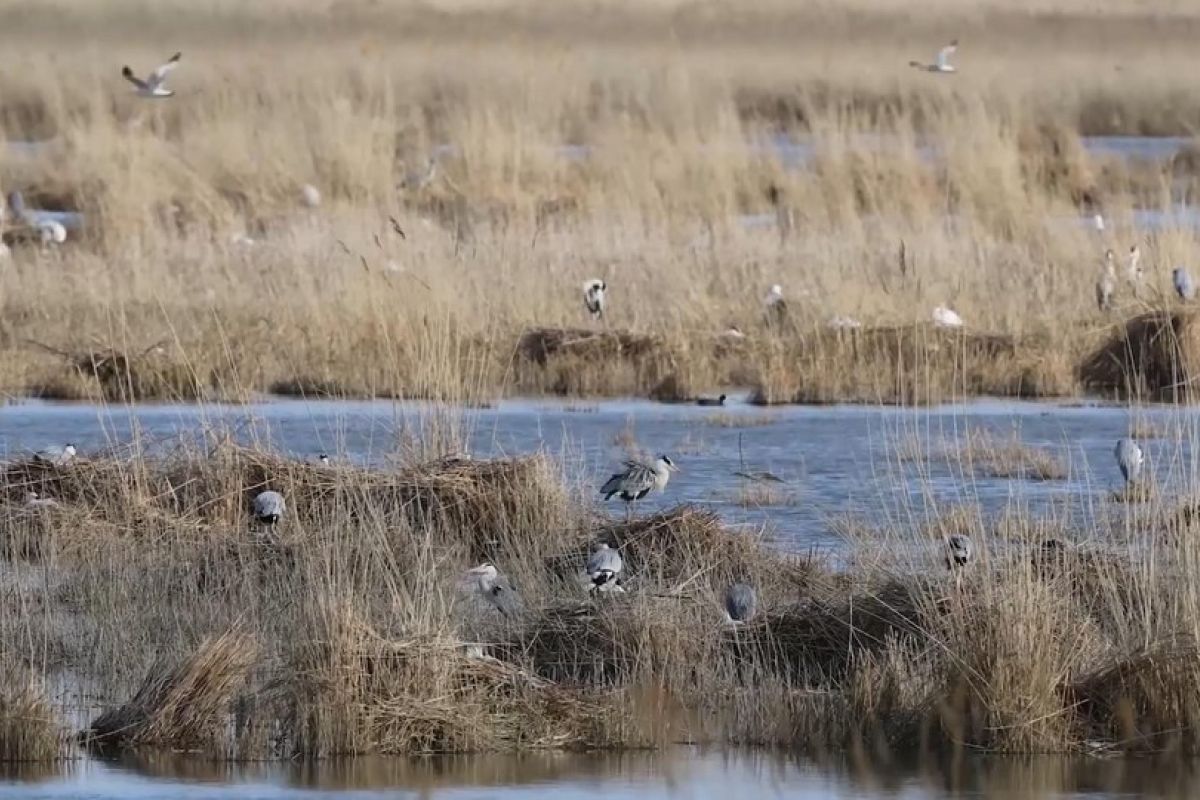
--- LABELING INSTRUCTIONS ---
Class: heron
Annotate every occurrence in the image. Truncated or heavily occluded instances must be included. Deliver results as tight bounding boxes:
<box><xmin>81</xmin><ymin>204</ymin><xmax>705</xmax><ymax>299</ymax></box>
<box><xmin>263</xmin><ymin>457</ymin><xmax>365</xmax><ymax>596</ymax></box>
<box><xmin>400</xmin><ymin>158</ymin><xmax>438</xmax><ymax>191</ymax></box>
<box><xmin>696</xmin><ymin>394</ymin><xmax>726</xmax><ymax>407</ymax></box>
<box><xmin>944</xmin><ymin>534</ymin><xmax>972</xmax><ymax>570</ymax></box>
<box><xmin>724</xmin><ymin>583</ymin><xmax>758</xmax><ymax>624</ymax></box>
<box><xmin>464</xmin><ymin>563</ymin><xmax>520</xmax><ymax>616</ymax></box>
<box><xmin>300</xmin><ymin>184</ymin><xmax>322</xmax><ymax>209</ymax></box>
<box><xmin>583</xmin><ymin>278</ymin><xmax>607</xmax><ymax>319</ymax></box>
<box><xmin>316</xmin><ymin>453</ymin><xmax>332</xmax><ymax>466</ymax></box>
<box><xmin>909</xmin><ymin>40</ymin><xmax>958</xmax><ymax>73</ymax></box>
<box><xmin>24</xmin><ymin>492</ymin><xmax>60</xmax><ymax>510</ymax></box>
<box><xmin>1097</xmin><ymin>251</ymin><xmax>1116</xmax><ymax>311</ymax></box>
<box><xmin>121</xmin><ymin>52</ymin><xmax>182</xmax><ymax>98</ymax></box>
<box><xmin>1093</xmin><ymin>213</ymin><xmax>1106</xmax><ymax>233</ymax></box>
<box><xmin>37</xmin><ymin>220</ymin><xmax>66</xmax><ymax>245</ymax></box>
<box><xmin>1115</xmin><ymin>438</ymin><xmax>1143</xmax><ymax>483</ymax></box>
<box><xmin>1127</xmin><ymin>245</ymin><xmax>1143</xmax><ymax>286</ymax></box>
<box><xmin>35</xmin><ymin>443</ymin><xmax>76</xmax><ymax>466</ymax></box>
<box><xmin>763</xmin><ymin>284</ymin><xmax>788</xmax><ymax>328</ymax></box>
<box><xmin>1174</xmin><ymin>267</ymin><xmax>1195</xmax><ymax>301</ymax></box>
<box><xmin>253</xmin><ymin>490</ymin><xmax>286</xmax><ymax>525</ymax></box>
<box><xmin>600</xmin><ymin>455</ymin><xmax>679</xmax><ymax>514</ymax></box>
<box><xmin>828</xmin><ymin>315</ymin><xmax>863</xmax><ymax>330</ymax></box>
<box><xmin>932</xmin><ymin>304</ymin><xmax>963</xmax><ymax>328</ymax></box>
<box><xmin>585</xmin><ymin>543</ymin><xmax>624</xmax><ymax>594</ymax></box>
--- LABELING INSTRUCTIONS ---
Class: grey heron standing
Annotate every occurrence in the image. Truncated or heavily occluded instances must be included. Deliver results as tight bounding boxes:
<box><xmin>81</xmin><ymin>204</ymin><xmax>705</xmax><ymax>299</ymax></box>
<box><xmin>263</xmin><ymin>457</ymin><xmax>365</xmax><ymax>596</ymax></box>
<box><xmin>253</xmin><ymin>490</ymin><xmax>286</xmax><ymax>525</ymax></box>
<box><xmin>35</xmin><ymin>443</ymin><xmax>76</xmax><ymax>466</ymax></box>
<box><xmin>583</xmin><ymin>278</ymin><xmax>607</xmax><ymax>320</ymax></box>
<box><xmin>944</xmin><ymin>534</ymin><xmax>972</xmax><ymax>570</ymax></box>
<box><xmin>600</xmin><ymin>455</ymin><xmax>679</xmax><ymax>516</ymax></box>
<box><xmin>585</xmin><ymin>542</ymin><xmax>624</xmax><ymax>594</ymax></box>
<box><xmin>1174</xmin><ymin>267</ymin><xmax>1195</xmax><ymax>301</ymax></box>
<box><xmin>464</xmin><ymin>563</ymin><xmax>520</xmax><ymax>616</ymax></box>
<box><xmin>1115</xmin><ymin>438</ymin><xmax>1143</xmax><ymax>484</ymax></box>
<box><xmin>724</xmin><ymin>583</ymin><xmax>758</xmax><ymax>624</ymax></box>
<box><xmin>763</xmin><ymin>285</ymin><xmax>788</xmax><ymax>328</ymax></box>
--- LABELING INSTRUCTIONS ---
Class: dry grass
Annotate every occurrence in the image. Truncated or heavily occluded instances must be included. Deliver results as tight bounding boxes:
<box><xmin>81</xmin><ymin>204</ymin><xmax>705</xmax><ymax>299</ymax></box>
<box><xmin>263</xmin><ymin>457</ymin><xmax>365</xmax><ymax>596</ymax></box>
<box><xmin>0</xmin><ymin>665</ymin><xmax>64</xmax><ymax>762</ymax></box>
<box><xmin>2</xmin><ymin>435</ymin><xmax>1200</xmax><ymax>759</ymax></box>
<box><xmin>0</xmin><ymin>1</ymin><xmax>1194</xmax><ymax>402</ymax></box>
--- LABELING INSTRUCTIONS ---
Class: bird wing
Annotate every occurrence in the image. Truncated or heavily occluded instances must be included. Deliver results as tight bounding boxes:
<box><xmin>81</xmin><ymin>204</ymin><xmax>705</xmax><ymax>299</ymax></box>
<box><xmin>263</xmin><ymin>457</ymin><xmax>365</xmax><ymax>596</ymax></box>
<box><xmin>147</xmin><ymin>52</ymin><xmax>181</xmax><ymax>89</ymax></box>
<box><xmin>121</xmin><ymin>67</ymin><xmax>149</xmax><ymax>92</ymax></box>
<box><xmin>936</xmin><ymin>43</ymin><xmax>956</xmax><ymax>69</ymax></box>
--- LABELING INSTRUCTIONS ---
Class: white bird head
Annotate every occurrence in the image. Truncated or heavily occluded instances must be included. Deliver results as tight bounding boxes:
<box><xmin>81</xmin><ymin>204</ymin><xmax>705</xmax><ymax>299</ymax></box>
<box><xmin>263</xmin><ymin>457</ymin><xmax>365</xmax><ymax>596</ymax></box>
<box><xmin>466</xmin><ymin>563</ymin><xmax>498</xmax><ymax>581</ymax></box>
<box><xmin>583</xmin><ymin>278</ymin><xmax>606</xmax><ymax>294</ymax></box>
<box><xmin>656</xmin><ymin>455</ymin><xmax>680</xmax><ymax>473</ymax></box>
<box><xmin>64</xmin><ymin>443</ymin><xmax>77</xmax><ymax>456</ymax></box>
<box><xmin>300</xmin><ymin>183</ymin><xmax>321</xmax><ymax>208</ymax></box>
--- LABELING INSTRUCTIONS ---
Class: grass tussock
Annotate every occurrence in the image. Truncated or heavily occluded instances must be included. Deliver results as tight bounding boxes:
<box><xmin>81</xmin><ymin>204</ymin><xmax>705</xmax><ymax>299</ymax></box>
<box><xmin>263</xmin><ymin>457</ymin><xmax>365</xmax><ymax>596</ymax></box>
<box><xmin>0</xmin><ymin>666</ymin><xmax>64</xmax><ymax>762</ymax></box>
<box><xmin>4</xmin><ymin>442</ymin><xmax>1200</xmax><ymax>758</ymax></box>
<box><xmin>1080</xmin><ymin>312</ymin><xmax>1200</xmax><ymax>403</ymax></box>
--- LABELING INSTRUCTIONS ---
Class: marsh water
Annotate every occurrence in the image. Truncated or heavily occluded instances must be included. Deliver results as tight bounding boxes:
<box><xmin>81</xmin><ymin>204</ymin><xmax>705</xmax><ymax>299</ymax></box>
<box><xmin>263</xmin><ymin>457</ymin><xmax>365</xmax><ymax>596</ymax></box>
<box><xmin>0</xmin><ymin>396</ymin><xmax>1195</xmax><ymax>552</ymax></box>
<box><xmin>6</xmin><ymin>749</ymin><xmax>1200</xmax><ymax>799</ymax></box>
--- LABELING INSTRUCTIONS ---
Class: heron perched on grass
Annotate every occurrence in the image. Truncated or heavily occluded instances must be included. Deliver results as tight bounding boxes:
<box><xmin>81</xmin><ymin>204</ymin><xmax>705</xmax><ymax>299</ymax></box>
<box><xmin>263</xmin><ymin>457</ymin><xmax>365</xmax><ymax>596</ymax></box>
<box><xmin>121</xmin><ymin>52</ymin><xmax>182</xmax><ymax>98</ymax></box>
<box><xmin>300</xmin><ymin>184</ymin><xmax>322</xmax><ymax>209</ymax></box>
<box><xmin>1174</xmin><ymin>267</ymin><xmax>1195</xmax><ymax>301</ymax></box>
<box><xmin>400</xmin><ymin>158</ymin><xmax>438</xmax><ymax>191</ymax></box>
<box><xmin>909</xmin><ymin>40</ymin><xmax>958</xmax><ymax>73</ymax></box>
<box><xmin>763</xmin><ymin>284</ymin><xmax>788</xmax><ymax>328</ymax></box>
<box><xmin>585</xmin><ymin>543</ymin><xmax>624</xmax><ymax>594</ymax></box>
<box><xmin>1115</xmin><ymin>438</ymin><xmax>1143</xmax><ymax>483</ymax></box>
<box><xmin>24</xmin><ymin>492</ymin><xmax>60</xmax><ymax>510</ymax></box>
<box><xmin>724</xmin><ymin>583</ymin><xmax>758</xmax><ymax>624</ymax></box>
<box><xmin>944</xmin><ymin>534</ymin><xmax>972</xmax><ymax>570</ymax></box>
<box><xmin>1097</xmin><ymin>252</ymin><xmax>1116</xmax><ymax>311</ymax></box>
<box><xmin>583</xmin><ymin>278</ymin><xmax>607</xmax><ymax>320</ymax></box>
<box><xmin>932</xmin><ymin>304</ymin><xmax>963</xmax><ymax>328</ymax></box>
<box><xmin>253</xmin><ymin>490</ymin><xmax>286</xmax><ymax>525</ymax></box>
<box><xmin>35</xmin><ymin>443</ymin><xmax>76</xmax><ymax>466</ymax></box>
<box><xmin>601</xmin><ymin>455</ymin><xmax>678</xmax><ymax>508</ymax></box>
<box><xmin>464</xmin><ymin>563</ymin><xmax>520</xmax><ymax>616</ymax></box>
<box><xmin>1127</xmin><ymin>245</ymin><xmax>1143</xmax><ymax>286</ymax></box>
<box><xmin>316</xmin><ymin>453</ymin><xmax>331</xmax><ymax>466</ymax></box>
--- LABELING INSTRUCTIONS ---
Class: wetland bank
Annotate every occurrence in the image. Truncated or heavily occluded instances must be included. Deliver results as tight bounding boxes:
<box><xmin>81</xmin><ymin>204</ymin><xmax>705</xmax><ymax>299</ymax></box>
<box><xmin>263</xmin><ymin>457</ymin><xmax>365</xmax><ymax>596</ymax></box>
<box><xmin>6</xmin><ymin>0</ymin><xmax>1200</xmax><ymax>794</ymax></box>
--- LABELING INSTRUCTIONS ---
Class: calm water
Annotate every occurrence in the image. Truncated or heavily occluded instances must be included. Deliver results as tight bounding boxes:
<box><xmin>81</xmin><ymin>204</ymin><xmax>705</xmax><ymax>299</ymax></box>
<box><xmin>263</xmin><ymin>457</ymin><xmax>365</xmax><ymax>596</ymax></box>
<box><xmin>4</xmin><ymin>750</ymin><xmax>1200</xmax><ymax>799</ymax></box>
<box><xmin>0</xmin><ymin>396</ymin><xmax>1195</xmax><ymax>551</ymax></box>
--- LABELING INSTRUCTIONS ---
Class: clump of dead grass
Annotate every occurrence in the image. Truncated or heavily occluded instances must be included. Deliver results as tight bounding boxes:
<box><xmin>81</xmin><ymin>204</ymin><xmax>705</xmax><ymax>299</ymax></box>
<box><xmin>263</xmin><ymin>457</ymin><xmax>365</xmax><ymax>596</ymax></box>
<box><xmin>0</xmin><ymin>666</ymin><xmax>65</xmax><ymax>762</ymax></box>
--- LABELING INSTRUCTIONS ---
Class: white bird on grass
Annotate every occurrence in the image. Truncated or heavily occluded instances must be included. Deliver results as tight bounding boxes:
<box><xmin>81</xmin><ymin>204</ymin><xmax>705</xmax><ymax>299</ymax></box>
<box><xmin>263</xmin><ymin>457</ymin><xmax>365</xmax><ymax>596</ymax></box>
<box><xmin>585</xmin><ymin>542</ymin><xmax>624</xmax><ymax>594</ymax></box>
<box><xmin>121</xmin><ymin>52</ymin><xmax>182</xmax><ymax>98</ymax></box>
<box><xmin>24</xmin><ymin>492</ymin><xmax>60</xmax><ymax>510</ymax></box>
<box><xmin>300</xmin><ymin>184</ymin><xmax>322</xmax><ymax>209</ymax></box>
<box><xmin>909</xmin><ymin>40</ymin><xmax>958</xmax><ymax>73</ymax></box>
<box><xmin>583</xmin><ymin>278</ymin><xmax>607</xmax><ymax>320</ymax></box>
<box><xmin>252</xmin><ymin>490</ymin><xmax>286</xmax><ymax>525</ymax></box>
<box><xmin>37</xmin><ymin>220</ymin><xmax>66</xmax><ymax>245</ymax></box>
<box><xmin>35</xmin><ymin>443</ymin><xmax>76</xmax><ymax>466</ymax></box>
<box><xmin>1115</xmin><ymin>438</ymin><xmax>1144</xmax><ymax>484</ymax></box>
<box><xmin>932</xmin><ymin>304</ymin><xmax>963</xmax><ymax>328</ymax></box>
<box><xmin>763</xmin><ymin>284</ymin><xmax>788</xmax><ymax>328</ymax></box>
<box><xmin>1092</xmin><ymin>213</ymin><xmax>1105</xmax><ymax>233</ymax></box>
<box><xmin>1174</xmin><ymin>267</ymin><xmax>1195</xmax><ymax>301</ymax></box>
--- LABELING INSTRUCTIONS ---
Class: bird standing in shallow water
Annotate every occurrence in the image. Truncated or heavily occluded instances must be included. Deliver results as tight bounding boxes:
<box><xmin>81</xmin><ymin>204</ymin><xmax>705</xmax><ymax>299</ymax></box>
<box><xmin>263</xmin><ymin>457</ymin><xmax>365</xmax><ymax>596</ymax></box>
<box><xmin>1115</xmin><ymin>438</ymin><xmax>1143</xmax><ymax>484</ymax></box>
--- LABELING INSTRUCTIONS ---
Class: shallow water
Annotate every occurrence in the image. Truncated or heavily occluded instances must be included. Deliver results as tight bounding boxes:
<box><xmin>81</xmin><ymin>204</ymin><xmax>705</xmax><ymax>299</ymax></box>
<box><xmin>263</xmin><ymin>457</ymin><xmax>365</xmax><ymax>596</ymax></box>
<box><xmin>1</xmin><ymin>397</ymin><xmax>1194</xmax><ymax>551</ymax></box>
<box><xmin>3</xmin><ymin>750</ymin><xmax>1200</xmax><ymax>799</ymax></box>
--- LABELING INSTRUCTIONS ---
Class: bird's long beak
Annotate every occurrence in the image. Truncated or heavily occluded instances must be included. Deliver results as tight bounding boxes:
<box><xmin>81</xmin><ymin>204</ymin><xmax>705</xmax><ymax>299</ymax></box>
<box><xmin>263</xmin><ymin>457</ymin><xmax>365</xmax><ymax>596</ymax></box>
<box><xmin>670</xmin><ymin>463</ymin><xmax>681</xmax><ymax>473</ymax></box>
